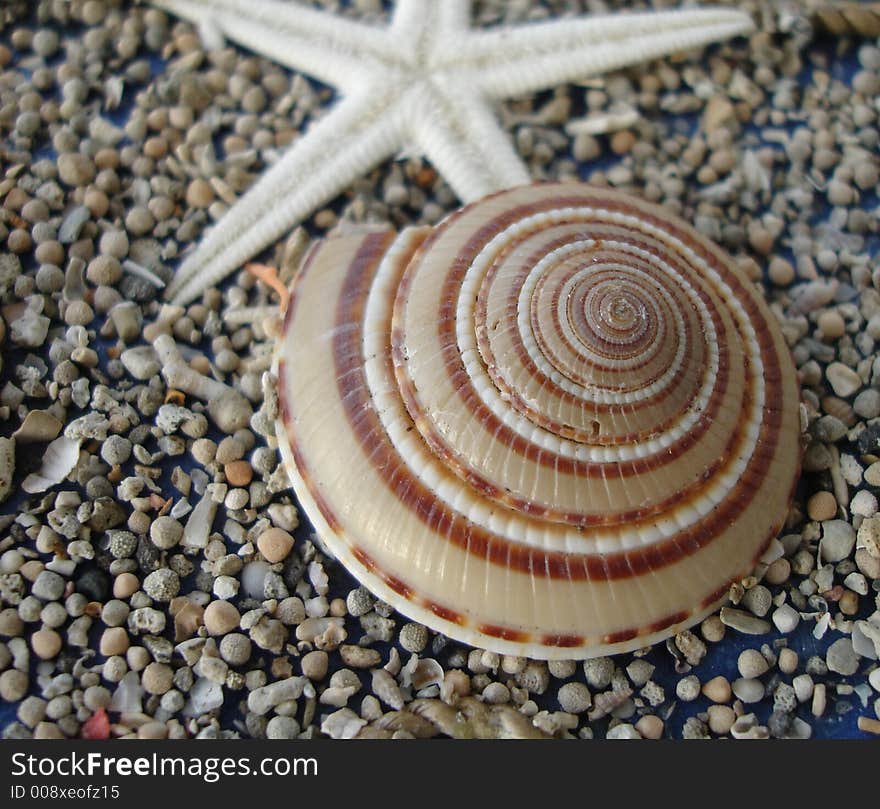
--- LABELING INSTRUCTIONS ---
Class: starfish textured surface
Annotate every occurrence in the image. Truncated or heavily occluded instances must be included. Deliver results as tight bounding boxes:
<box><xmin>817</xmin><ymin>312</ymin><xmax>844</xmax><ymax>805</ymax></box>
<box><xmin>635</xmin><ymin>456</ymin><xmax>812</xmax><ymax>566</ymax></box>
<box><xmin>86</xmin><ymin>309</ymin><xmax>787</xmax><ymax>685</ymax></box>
<box><xmin>151</xmin><ymin>0</ymin><xmax>755</xmax><ymax>305</ymax></box>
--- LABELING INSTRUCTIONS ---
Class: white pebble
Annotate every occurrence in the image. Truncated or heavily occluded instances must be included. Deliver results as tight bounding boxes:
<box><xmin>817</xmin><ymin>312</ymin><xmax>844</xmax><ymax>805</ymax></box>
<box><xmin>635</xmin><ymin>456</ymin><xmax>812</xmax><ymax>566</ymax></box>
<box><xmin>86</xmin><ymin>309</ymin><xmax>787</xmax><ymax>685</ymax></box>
<box><xmin>772</xmin><ymin>603</ymin><xmax>800</xmax><ymax>634</ymax></box>
<box><xmin>212</xmin><ymin>575</ymin><xmax>239</xmax><ymax>600</ymax></box>
<box><xmin>851</xmin><ymin>490</ymin><xmax>878</xmax><ymax>518</ymax></box>
<box><xmin>793</xmin><ymin>673</ymin><xmax>814</xmax><ymax>702</ymax></box>
<box><xmin>731</xmin><ymin>678</ymin><xmax>765</xmax><ymax>703</ymax></box>
<box><xmin>606</xmin><ymin>723</ymin><xmax>642</xmax><ymax>740</ymax></box>
<box><xmin>819</xmin><ymin>519</ymin><xmax>855</xmax><ymax>563</ymax></box>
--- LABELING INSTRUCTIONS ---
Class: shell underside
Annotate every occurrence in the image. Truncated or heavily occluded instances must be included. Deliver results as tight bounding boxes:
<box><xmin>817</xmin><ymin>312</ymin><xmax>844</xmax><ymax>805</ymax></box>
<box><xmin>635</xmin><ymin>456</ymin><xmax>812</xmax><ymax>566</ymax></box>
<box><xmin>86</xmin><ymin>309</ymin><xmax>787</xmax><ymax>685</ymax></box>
<box><xmin>275</xmin><ymin>183</ymin><xmax>801</xmax><ymax>659</ymax></box>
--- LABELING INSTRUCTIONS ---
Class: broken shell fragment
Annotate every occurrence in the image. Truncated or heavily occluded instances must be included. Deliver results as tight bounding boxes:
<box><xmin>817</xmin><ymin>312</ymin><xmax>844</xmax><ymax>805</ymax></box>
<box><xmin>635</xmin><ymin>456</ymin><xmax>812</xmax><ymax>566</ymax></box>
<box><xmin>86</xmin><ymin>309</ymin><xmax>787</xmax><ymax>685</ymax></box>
<box><xmin>275</xmin><ymin>182</ymin><xmax>801</xmax><ymax>659</ymax></box>
<box><xmin>13</xmin><ymin>409</ymin><xmax>63</xmax><ymax>444</ymax></box>
<box><xmin>22</xmin><ymin>435</ymin><xmax>82</xmax><ymax>494</ymax></box>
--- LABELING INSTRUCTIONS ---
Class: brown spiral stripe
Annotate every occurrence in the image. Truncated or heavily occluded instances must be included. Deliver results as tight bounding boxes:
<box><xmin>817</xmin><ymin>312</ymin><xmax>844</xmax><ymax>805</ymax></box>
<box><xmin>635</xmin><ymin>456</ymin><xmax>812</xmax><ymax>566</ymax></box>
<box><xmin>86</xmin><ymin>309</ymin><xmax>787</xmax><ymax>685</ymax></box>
<box><xmin>275</xmin><ymin>183</ymin><xmax>801</xmax><ymax>659</ymax></box>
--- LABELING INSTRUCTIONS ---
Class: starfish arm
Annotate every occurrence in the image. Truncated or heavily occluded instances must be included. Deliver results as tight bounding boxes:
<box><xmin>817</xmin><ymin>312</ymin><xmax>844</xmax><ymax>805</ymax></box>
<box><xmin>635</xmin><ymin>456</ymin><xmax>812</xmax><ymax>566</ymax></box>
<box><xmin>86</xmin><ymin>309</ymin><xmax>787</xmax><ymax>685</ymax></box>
<box><xmin>392</xmin><ymin>0</ymin><xmax>472</xmax><ymax>32</ymax></box>
<box><xmin>408</xmin><ymin>87</ymin><xmax>530</xmax><ymax>203</ymax></box>
<box><xmin>150</xmin><ymin>0</ymin><xmax>392</xmax><ymax>90</ymax></box>
<box><xmin>165</xmin><ymin>92</ymin><xmax>406</xmax><ymax>304</ymax></box>
<box><xmin>455</xmin><ymin>7</ymin><xmax>755</xmax><ymax>98</ymax></box>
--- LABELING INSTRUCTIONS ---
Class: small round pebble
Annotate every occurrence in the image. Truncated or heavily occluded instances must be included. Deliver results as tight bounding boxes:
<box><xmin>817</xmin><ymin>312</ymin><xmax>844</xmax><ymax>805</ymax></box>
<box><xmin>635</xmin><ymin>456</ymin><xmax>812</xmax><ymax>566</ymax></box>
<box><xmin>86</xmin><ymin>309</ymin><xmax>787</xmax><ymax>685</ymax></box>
<box><xmin>675</xmin><ymin>675</ymin><xmax>701</xmax><ymax>702</ymax></box>
<box><xmin>700</xmin><ymin>614</ymin><xmax>725</xmax><ymax>643</ymax></box>
<box><xmin>142</xmin><ymin>569</ymin><xmax>180</xmax><ymax>602</ymax></box>
<box><xmin>398</xmin><ymin>622</ymin><xmax>429</xmax><ymax>653</ymax></box>
<box><xmin>707</xmin><ymin>704</ymin><xmax>736</xmax><ymax>735</ymax></box>
<box><xmin>851</xmin><ymin>490</ymin><xmax>878</xmax><ymax>518</ymax></box>
<box><xmin>113</xmin><ymin>573</ymin><xmax>140</xmax><ymax>599</ymax></box>
<box><xmin>204</xmin><ymin>600</ymin><xmax>240</xmax><ymax>635</ymax></box>
<box><xmin>807</xmin><ymin>490</ymin><xmax>837</xmax><ymax>521</ymax></box>
<box><xmin>186</xmin><ymin>178</ymin><xmax>215</xmax><ymax>209</ymax></box>
<box><xmin>583</xmin><ymin>657</ymin><xmax>614</xmax><ymax>690</ymax></box>
<box><xmin>142</xmin><ymin>662</ymin><xmax>174</xmax><ymax>695</ymax></box>
<box><xmin>482</xmin><ymin>682</ymin><xmax>511</xmax><ymax>704</ymax></box>
<box><xmin>771</xmin><ymin>604</ymin><xmax>800</xmax><ymax>634</ymax></box>
<box><xmin>257</xmin><ymin>527</ymin><xmax>294</xmax><ymax>563</ymax></box>
<box><xmin>738</xmin><ymin>648</ymin><xmax>769</xmax><ymax>679</ymax></box>
<box><xmin>557</xmin><ymin>682</ymin><xmax>591</xmax><ymax>714</ymax></box>
<box><xmin>31</xmin><ymin>628</ymin><xmax>62</xmax><ymax>660</ymax></box>
<box><xmin>731</xmin><ymin>677</ymin><xmax>765</xmax><ymax>704</ymax></box>
<box><xmin>741</xmin><ymin>585</ymin><xmax>772</xmax><ymax>618</ymax></box>
<box><xmin>635</xmin><ymin>715</ymin><xmax>664</xmax><ymax>740</ymax></box>
<box><xmin>702</xmin><ymin>675</ymin><xmax>731</xmax><ymax>703</ymax></box>
<box><xmin>0</xmin><ymin>669</ymin><xmax>29</xmax><ymax>702</ymax></box>
<box><xmin>301</xmin><ymin>650</ymin><xmax>329</xmax><ymax>680</ymax></box>
<box><xmin>266</xmin><ymin>715</ymin><xmax>300</xmax><ymax>739</ymax></box>
<box><xmin>219</xmin><ymin>633</ymin><xmax>252</xmax><ymax>666</ymax></box>
<box><xmin>99</xmin><ymin>627</ymin><xmax>129</xmax><ymax>657</ymax></box>
<box><xmin>225</xmin><ymin>460</ymin><xmax>253</xmax><ymax>487</ymax></box>
<box><xmin>778</xmin><ymin>648</ymin><xmax>798</xmax><ymax>675</ymax></box>
<box><xmin>150</xmin><ymin>516</ymin><xmax>183</xmax><ymax>550</ymax></box>
<box><xmin>57</xmin><ymin>153</ymin><xmax>96</xmax><ymax>187</ymax></box>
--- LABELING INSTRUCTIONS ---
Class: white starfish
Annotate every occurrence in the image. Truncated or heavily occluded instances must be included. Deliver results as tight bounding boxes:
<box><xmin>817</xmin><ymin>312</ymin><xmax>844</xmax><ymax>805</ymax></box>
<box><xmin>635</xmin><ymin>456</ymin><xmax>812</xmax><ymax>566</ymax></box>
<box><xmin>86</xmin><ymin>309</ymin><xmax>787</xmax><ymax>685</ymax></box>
<box><xmin>150</xmin><ymin>0</ymin><xmax>754</xmax><ymax>304</ymax></box>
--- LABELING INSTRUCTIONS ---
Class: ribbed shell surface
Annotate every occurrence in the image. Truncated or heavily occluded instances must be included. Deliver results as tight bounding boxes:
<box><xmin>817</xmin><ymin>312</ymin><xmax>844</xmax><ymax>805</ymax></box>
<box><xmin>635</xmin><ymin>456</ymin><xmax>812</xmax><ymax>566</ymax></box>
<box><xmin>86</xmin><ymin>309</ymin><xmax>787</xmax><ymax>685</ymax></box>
<box><xmin>275</xmin><ymin>183</ymin><xmax>801</xmax><ymax>659</ymax></box>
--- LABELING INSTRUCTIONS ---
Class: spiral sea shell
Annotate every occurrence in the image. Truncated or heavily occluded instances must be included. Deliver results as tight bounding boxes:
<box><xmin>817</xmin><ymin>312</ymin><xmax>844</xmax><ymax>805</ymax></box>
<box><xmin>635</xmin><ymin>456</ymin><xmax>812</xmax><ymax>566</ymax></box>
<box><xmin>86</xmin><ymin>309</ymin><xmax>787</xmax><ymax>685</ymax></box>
<box><xmin>275</xmin><ymin>183</ymin><xmax>801</xmax><ymax>659</ymax></box>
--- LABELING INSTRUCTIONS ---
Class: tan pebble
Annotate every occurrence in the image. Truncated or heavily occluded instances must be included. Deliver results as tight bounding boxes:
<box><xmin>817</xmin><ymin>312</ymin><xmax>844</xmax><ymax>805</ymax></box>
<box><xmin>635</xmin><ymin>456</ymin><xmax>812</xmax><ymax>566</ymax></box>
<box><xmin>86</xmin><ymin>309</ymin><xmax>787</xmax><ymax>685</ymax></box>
<box><xmin>100</xmin><ymin>626</ymin><xmax>130</xmax><ymax>657</ymax></box>
<box><xmin>700</xmin><ymin>614</ymin><xmax>725</xmax><ymax>643</ymax></box>
<box><xmin>141</xmin><ymin>662</ymin><xmax>173</xmax><ymax>695</ymax></box>
<box><xmin>189</xmin><ymin>355</ymin><xmax>211</xmax><ymax>375</ymax></box>
<box><xmin>203</xmin><ymin>600</ymin><xmax>240</xmax><ymax>635</ymax></box>
<box><xmin>143</xmin><ymin>136</ymin><xmax>167</xmax><ymax>159</ymax></box>
<box><xmin>339</xmin><ymin>644</ymin><xmax>381</xmax><ymax>669</ymax></box>
<box><xmin>31</xmin><ymin>628</ymin><xmax>62</xmax><ymax>660</ymax></box>
<box><xmin>19</xmin><ymin>560</ymin><xmax>44</xmax><ymax>582</ymax></box>
<box><xmin>858</xmin><ymin>716</ymin><xmax>880</xmax><ymax>735</ymax></box>
<box><xmin>33</xmin><ymin>721</ymin><xmax>65</xmax><ymax>739</ymax></box>
<box><xmin>702</xmin><ymin>675</ymin><xmax>731</xmax><ymax>703</ymax></box>
<box><xmin>747</xmin><ymin>224</ymin><xmax>774</xmax><ymax>255</ymax></box>
<box><xmin>707</xmin><ymin>704</ymin><xmax>736</xmax><ymax>735</ymax></box>
<box><xmin>807</xmin><ymin>490</ymin><xmax>838</xmax><ymax>521</ymax></box>
<box><xmin>84</xmin><ymin>188</ymin><xmax>109</xmax><ymax>218</ymax></box>
<box><xmin>709</xmin><ymin>148</ymin><xmax>735</xmax><ymax>175</ymax></box>
<box><xmin>634</xmin><ymin>714</ymin><xmax>664</xmax><ymax>740</ymax></box>
<box><xmin>301</xmin><ymin>650</ymin><xmax>329</xmax><ymax>681</ymax></box>
<box><xmin>137</xmin><ymin>721</ymin><xmax>168</xmax><ymax>739</ymax></box>
<box><xmin>257</xmin><ymin>527</ymin><xmax>295</xmax><ymax>563</ymax></box>
<box><xmin>817</xmin><ymin>310</ymin><xmax>845</xmax><ymax>340</ymax></box>
<box><xmin>610</xmin><ymin>130</ymin><xmax>636</xmax><ymax>155</ymax></box>
<box><xmin>778</xmin><ymin>647</ymin><xmax>798</xmax><ymax>674</ymax></box>
<box><xmin>811</xmin><ymin>683</ymin><xmax>826</xmax><ymax>717</ymax></box>
<box><xmin>768</xmin><ymin>256</ymin><xmax>795</xmax><ymax>286</ymax></box>
<box><xmin>186</xmin><ymin>178</ymin><xmax>214</xmax><ymax>209</ymax></box>
<box><xmin>764</xmin><ymin>557</ymin><xmax>791</xmax><ymax>585</ymax></box>
<box><xmin>126</xmin><ymin>646</ymin><xmax>150</xmax><ymax>672</ymax></box>
<box><xmin>113</xmin><ymin>572</ymin><xmax>140</xmax><ymax>599</ymax></box>
<box><xmin>329</xmin><ymin>598</ymin><xmax>347</xmax><ymax>617</ymax></box>
<box><xmin>224</xmin><ymin>460</ymin><xmax>253</xmax><ymax>487</ymax></box>
<box><xmin>0</xmin><ymin>669</ymin><xmax>29</xmax><ymax>701</ymax></box>
<box><xmin>839</xmin><ymin>590</ymin><xmax>859</xmax><ymax>615</ymax></box>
